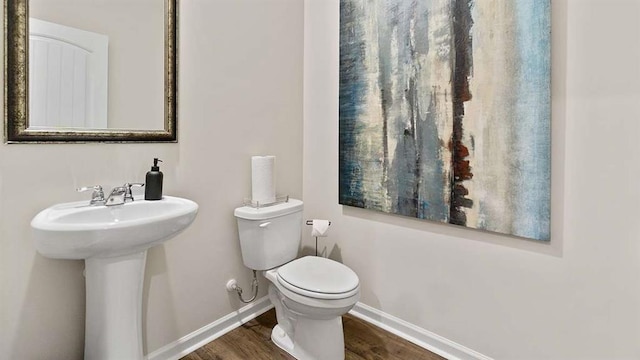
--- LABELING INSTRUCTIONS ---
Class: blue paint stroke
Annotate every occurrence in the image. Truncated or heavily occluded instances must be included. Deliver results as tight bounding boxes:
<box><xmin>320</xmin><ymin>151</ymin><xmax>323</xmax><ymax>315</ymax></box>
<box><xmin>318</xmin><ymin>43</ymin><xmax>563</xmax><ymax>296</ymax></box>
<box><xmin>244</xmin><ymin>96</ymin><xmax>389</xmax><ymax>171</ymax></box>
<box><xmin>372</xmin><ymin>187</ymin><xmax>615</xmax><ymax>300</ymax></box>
<box><xmin>512</xmin><ymin>0</ymin><xmax>551</xmax><ymax>240</ymax></box>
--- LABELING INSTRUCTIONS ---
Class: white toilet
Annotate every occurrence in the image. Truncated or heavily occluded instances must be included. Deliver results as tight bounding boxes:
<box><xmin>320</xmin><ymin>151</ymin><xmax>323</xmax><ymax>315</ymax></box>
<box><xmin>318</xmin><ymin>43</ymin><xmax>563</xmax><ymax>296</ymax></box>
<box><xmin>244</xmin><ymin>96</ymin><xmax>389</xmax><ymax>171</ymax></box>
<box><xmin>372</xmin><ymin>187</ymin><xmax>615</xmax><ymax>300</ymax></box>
<box><xmin>234</xmin><ymin>199</ymin><xmax>360</xmax><ymax>360</ymax></box>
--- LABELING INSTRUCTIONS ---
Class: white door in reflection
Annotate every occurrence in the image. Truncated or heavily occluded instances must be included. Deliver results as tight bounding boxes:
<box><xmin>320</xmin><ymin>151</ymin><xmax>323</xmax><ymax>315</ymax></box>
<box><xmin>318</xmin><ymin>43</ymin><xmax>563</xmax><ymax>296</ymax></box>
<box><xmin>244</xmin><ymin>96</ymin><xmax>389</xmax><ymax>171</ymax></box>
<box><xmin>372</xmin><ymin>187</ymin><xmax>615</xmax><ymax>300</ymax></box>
<box><xmin>29</xmin><ymin>18</ymin><xmax>108</xmax><ymax>129</ymax></box>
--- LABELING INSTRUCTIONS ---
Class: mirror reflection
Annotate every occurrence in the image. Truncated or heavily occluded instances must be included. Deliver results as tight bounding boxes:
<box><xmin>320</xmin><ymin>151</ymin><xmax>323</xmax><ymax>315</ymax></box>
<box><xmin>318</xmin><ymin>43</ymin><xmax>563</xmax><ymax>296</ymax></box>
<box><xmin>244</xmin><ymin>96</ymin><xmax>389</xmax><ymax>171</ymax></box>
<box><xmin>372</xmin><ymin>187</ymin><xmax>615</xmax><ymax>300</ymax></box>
<box><xmin>29</xmin><ymin>18</ymin><xmax>109</xmax><ymax>129</ymax></box>
<box><xmin>4</xmin><ymin>0</ymin><xmax>177</xmax><ymax>142</ymax></box>
<box><xmin>29</xmin><ymin>0</ymin><xmax>164</xmax><ymax>130</ymax></box>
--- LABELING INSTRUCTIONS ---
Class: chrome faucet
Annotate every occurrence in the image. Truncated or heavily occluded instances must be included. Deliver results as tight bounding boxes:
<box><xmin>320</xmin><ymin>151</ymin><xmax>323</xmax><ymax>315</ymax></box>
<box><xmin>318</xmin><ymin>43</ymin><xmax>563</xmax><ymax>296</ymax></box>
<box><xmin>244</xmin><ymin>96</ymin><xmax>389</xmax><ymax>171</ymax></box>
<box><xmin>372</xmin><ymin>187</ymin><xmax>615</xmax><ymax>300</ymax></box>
<box><xmin>76</xmin><ymin>185</ymin><xmax>105</xmax><ymax>205</ymax></box>
<box><xmin>105</xmin><ymin>186</ymin><xmax>128</xmax><ymax>206</ymax></box>
<box><xmin>78</xmin><ymin>183</ymin><xmax>144</xmax><ymax>206</ymax></box>
<box><xmin>123</xmin><ymin>183</ymin><xmax>144</xmax><ymax>202</ymax></box>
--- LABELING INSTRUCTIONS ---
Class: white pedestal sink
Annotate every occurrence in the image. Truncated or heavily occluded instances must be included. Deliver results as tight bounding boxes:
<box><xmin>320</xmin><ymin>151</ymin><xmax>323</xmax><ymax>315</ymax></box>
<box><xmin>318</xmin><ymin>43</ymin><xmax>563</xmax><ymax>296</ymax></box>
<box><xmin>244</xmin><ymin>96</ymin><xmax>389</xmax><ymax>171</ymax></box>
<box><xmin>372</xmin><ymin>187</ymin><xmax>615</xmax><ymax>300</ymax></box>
<box><xmin>31</xmin><ymin>196</ymin><xmax>198</xmax><ymax>360</ymax></box>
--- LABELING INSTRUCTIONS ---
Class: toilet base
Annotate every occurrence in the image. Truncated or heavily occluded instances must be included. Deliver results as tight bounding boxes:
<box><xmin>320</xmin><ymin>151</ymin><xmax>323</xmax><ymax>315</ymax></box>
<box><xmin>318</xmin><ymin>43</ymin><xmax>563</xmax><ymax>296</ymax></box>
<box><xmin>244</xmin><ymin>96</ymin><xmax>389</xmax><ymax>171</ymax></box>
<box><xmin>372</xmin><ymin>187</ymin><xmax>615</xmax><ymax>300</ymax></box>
<box><xmin>271</xmin><ymin>318</ymin><xmax>345</xmax><ymax>360</ymax></box>
<box><xmin>264</xmin><ymin>266</ymin><xmax>359</xmax><ymax>360</ymax></box>
<box><xmin>271</xmin><ymin>325</ymin><xmax>296</xmax><ymax>356</ymax></box>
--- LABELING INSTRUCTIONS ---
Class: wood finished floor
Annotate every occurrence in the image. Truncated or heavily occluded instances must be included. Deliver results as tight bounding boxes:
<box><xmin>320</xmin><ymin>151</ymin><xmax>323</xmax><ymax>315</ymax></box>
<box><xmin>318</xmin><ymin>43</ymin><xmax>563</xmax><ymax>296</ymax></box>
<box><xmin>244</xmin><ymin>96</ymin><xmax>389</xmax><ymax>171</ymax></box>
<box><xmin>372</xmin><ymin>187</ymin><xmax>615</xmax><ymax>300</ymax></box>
<box><xmin>181</xmin><ymin>309</ymin><xmax>445</xmax><ymax>360</ymax></box>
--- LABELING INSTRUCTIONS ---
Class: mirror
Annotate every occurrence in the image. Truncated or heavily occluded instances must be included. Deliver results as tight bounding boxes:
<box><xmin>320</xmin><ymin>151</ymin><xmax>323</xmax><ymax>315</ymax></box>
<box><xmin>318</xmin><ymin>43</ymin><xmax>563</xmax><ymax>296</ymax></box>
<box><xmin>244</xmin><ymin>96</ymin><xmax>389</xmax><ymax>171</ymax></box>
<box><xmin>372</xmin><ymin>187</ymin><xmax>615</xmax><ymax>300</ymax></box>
<box><xmin>4</xmin><ymin>0</ymin><xmax>177</xmax><ymax>142</ymax></box>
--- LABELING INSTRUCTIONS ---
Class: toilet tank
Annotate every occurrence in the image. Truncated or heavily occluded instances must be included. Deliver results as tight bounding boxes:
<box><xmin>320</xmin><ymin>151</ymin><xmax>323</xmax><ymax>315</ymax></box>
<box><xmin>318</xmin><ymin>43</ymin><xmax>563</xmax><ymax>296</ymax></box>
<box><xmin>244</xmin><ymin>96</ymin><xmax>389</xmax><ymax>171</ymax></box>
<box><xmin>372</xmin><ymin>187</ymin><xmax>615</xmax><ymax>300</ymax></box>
<box><xmin>234</xmin><ymin>199</ymin><xmax>303</xmax><ymax>270</ymax></box>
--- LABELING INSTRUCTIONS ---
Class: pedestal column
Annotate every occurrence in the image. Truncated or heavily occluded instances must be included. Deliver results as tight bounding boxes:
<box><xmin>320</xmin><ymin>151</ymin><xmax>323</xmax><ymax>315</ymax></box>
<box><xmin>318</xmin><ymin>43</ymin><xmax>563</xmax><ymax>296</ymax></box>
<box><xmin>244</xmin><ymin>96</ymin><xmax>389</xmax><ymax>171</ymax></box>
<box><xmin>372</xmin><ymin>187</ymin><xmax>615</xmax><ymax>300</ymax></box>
<box><xmin>84</xmin><ymin>250</ymin><xmax>147</xmax><ymax>360</ymax></box>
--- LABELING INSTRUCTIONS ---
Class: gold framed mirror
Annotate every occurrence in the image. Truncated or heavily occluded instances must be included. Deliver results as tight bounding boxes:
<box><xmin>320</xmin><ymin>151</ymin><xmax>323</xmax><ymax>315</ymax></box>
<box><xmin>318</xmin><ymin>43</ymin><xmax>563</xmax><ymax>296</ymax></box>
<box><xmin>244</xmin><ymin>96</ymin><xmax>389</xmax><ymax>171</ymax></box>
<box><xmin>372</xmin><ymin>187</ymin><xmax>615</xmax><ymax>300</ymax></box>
<box><xmin>4</xmin><ymin>0</ymin><xmax>177</xmax><ymax>143</ymax></box>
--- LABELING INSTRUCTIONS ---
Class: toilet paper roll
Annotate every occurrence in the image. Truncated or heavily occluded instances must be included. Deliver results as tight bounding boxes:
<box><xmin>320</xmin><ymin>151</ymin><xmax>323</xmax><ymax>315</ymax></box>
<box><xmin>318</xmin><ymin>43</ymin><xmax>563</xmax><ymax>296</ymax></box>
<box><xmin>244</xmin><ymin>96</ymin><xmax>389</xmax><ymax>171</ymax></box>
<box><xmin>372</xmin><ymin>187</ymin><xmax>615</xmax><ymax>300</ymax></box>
<box><xmin>251</xmin><ymin>155</ymin><xmax>276</xmax><ymax>204</ymax></box>
<box><xmin>311</xmin><ymin>219</ymin><xmax>330</xmax><ymax>237</ymax></box>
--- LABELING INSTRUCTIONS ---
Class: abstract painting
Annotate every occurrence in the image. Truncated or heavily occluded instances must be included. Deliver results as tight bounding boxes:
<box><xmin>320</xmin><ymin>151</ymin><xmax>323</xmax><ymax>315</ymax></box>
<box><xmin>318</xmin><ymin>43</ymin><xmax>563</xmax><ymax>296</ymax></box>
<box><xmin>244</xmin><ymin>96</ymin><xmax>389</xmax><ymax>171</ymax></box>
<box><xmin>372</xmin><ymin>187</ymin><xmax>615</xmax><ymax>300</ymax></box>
<box><xmin>339</xmin><ymin>0</ymin><xmax>551</xmax><ymax>240</ymax></box>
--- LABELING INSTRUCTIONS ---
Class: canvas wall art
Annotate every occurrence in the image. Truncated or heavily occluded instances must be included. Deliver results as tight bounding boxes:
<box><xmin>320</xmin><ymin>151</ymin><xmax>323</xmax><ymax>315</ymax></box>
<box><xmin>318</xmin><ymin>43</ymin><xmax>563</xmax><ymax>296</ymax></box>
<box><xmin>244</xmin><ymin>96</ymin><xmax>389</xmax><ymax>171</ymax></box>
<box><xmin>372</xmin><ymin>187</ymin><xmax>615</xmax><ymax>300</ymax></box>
<box><xmin>339</xmin><ymin>0</ymin><xmax>551</xmax><ymax>240</ymax></box>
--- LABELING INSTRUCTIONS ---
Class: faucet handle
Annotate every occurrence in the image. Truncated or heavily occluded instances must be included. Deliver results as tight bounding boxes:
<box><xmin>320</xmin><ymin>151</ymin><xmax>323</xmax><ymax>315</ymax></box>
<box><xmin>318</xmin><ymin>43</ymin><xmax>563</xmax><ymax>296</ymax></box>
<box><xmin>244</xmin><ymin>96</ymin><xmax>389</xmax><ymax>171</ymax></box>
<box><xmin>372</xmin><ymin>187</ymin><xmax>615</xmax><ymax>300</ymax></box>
<box><xmin>76</xmin><ymin>185</ymin><xmax>105</xmax><ymax>205</ymax></box>
<box><xmin>123</xmin><ymin>182</ymin><xmax>145</xmax><ymax>201</ymax></box>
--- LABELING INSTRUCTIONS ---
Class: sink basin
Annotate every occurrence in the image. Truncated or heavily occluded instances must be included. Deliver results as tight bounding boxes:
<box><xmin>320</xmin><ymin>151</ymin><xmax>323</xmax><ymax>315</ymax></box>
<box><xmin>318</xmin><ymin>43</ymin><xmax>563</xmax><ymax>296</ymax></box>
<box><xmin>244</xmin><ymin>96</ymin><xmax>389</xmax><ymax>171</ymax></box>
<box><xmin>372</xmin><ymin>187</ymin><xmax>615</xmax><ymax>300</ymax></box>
<box><xmin>32</xmin><ymin>195</ymin><xmax>198</xmax><ymax>259</ymax></box>
<box><xmin>31</xmin><ymin>195</ymin><xmax>198</xmax><ymax>360</ymax></box>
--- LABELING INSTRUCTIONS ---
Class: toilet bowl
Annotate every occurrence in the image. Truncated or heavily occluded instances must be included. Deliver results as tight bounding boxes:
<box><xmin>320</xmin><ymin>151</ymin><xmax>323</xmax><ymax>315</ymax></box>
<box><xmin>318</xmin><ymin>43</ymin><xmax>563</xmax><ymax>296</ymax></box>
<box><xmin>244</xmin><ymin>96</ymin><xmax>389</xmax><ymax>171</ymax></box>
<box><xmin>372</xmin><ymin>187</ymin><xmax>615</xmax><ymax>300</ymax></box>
<box><xmin>234</xmin><ymin>199</ymin><xmax>360</xmax><ymax>360</ymax></box>
<box><xmin>265</xmin><ymin>256</ymin><xmax>360</xmax><ymax>360</ymax></box>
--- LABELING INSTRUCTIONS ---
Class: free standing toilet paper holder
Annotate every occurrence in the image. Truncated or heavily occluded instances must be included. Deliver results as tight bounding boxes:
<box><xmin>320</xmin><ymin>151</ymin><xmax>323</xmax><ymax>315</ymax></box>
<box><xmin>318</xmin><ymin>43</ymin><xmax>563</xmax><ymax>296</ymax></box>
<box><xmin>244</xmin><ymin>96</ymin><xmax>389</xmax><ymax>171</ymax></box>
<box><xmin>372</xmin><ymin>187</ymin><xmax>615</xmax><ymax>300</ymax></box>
<box><xmin>306</xmin><ymin>220</ymin><xmax>331</xmax><ymax>256</ymax></box>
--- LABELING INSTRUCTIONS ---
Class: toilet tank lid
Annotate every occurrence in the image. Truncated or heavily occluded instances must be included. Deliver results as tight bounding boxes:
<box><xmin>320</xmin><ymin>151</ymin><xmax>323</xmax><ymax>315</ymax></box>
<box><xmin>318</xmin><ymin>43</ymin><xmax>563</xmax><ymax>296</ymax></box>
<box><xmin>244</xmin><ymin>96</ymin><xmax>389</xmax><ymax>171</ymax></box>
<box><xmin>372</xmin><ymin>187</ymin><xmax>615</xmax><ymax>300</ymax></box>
<box><xmin>234</xmin><ymin>198</ymin><xmax>303</xmax><ymax>220</ymax></box>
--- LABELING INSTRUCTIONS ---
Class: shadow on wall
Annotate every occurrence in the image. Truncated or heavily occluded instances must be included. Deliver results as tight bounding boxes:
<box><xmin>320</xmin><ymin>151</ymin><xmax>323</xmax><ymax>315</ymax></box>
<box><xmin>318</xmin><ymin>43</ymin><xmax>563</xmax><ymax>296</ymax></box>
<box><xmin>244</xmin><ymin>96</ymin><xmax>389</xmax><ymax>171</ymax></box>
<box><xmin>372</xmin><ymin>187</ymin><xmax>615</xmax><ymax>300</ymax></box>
<box><xmin>300</xmin><ymin>241</ymin><xmax>343</xmax><ymax>262</ymax></box>
<box><xmin>342</xmin><ymin>205</ymin><xmax>565</xmax><ymax>258</ymax></box>
<box><xmin>11</xmin><ymin>254</ymin><xmax>85</xmax><ymax>359</ymax></box>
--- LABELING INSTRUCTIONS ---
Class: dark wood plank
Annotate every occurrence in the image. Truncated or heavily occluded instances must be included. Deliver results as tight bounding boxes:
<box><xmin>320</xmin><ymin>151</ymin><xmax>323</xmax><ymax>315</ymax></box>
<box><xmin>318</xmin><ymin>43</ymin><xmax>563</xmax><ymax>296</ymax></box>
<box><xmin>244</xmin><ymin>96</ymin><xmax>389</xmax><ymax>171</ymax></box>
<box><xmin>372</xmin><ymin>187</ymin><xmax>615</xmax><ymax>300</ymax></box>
<box><xmin>181</xmin><ymin>309</ymin><xmax>445</xmax><ymax>360</ymax></box>
<box><xmin>343</xmin><ymin>314</ymin><xmax>444</xmax><ymax>360</ymax></box>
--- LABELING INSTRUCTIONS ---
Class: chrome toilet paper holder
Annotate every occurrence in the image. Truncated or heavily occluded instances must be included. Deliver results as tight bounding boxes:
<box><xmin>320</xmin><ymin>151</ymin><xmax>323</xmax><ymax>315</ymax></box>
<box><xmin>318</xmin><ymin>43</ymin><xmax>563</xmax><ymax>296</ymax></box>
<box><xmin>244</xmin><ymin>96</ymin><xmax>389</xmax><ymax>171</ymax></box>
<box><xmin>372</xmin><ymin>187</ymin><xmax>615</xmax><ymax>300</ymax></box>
<box><xmin>305</xmin><ymin>220</ymin><xmax>331</xmax><ymax>226</ymax></box>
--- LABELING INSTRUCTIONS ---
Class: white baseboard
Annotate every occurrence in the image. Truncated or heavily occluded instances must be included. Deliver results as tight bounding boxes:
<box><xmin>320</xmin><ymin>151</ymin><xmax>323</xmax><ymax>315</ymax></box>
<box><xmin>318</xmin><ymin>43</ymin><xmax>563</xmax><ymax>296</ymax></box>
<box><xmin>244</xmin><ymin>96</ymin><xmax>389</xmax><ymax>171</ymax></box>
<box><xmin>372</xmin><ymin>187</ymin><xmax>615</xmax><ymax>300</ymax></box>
<box><xmin>146</xmin><ymin>298</ymin><xmax>490</xmax><ymax>360</ymax></box>
<box><xmin>145</xmin><ymin>296</ymin><xmax>274</xmax><ymax>360</ymax></box>
<box><xmin>349</xmin><ymin>302</ymin><xmax>493</xmax><ymax>360</ymax></box>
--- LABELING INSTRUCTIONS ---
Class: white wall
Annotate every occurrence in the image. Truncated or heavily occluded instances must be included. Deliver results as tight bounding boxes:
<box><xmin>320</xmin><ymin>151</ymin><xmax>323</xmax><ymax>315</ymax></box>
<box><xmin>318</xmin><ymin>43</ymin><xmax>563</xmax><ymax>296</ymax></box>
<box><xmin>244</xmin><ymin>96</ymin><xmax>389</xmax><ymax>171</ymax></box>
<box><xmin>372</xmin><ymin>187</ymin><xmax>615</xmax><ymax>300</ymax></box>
<box><xmin>0</xmin><ymin>0</ymin><xmax>303</xmax><ymax>358</ymax></box>
<box><xmin>304</xmin><ymin>0</ymin><xmax>640</xmax><ymax>358</ymax></box>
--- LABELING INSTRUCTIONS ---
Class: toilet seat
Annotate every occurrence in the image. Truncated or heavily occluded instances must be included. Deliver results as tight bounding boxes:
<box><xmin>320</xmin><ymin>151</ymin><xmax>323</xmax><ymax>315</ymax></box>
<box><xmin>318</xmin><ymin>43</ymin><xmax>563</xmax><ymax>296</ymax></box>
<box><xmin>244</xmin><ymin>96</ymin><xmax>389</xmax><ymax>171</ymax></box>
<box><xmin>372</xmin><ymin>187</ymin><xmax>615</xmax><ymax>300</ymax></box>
<box><xmin>276</xmin><ymin>256</ymin><xmax>359</xmax><ymax>300</ymax></box>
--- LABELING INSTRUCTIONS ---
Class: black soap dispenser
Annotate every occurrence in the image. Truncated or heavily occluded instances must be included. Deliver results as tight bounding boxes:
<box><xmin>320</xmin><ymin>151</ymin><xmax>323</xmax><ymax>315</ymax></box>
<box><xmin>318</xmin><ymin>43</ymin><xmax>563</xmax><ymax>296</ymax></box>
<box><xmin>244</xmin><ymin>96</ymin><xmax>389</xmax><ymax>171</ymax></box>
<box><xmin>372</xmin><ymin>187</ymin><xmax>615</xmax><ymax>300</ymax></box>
<box><xmin>145</xmin><ymin>158</ymin><xmax>163</xmax><ymax>200</ymax></box>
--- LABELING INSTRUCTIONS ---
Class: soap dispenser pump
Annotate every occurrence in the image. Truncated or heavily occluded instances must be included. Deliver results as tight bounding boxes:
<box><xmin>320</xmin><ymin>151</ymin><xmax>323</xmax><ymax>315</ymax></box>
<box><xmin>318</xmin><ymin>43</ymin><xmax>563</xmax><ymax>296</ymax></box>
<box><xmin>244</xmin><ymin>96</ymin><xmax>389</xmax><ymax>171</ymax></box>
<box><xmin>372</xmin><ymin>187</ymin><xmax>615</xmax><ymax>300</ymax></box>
<box><xmin>145</xmin><ymin>158</ymin><xmax>163</xmax><ymax>200</ymax></box>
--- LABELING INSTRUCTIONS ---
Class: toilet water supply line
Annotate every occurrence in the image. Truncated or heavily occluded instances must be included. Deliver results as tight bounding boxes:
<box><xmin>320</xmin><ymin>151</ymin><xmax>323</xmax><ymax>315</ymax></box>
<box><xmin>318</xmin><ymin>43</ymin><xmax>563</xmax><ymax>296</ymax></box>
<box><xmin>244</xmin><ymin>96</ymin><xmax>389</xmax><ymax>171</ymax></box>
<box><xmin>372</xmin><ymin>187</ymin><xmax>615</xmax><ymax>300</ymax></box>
<box><xmin>230</xmin><ymin>270</ymin><xmax>259</xmax><ymax>303</ymax></box>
